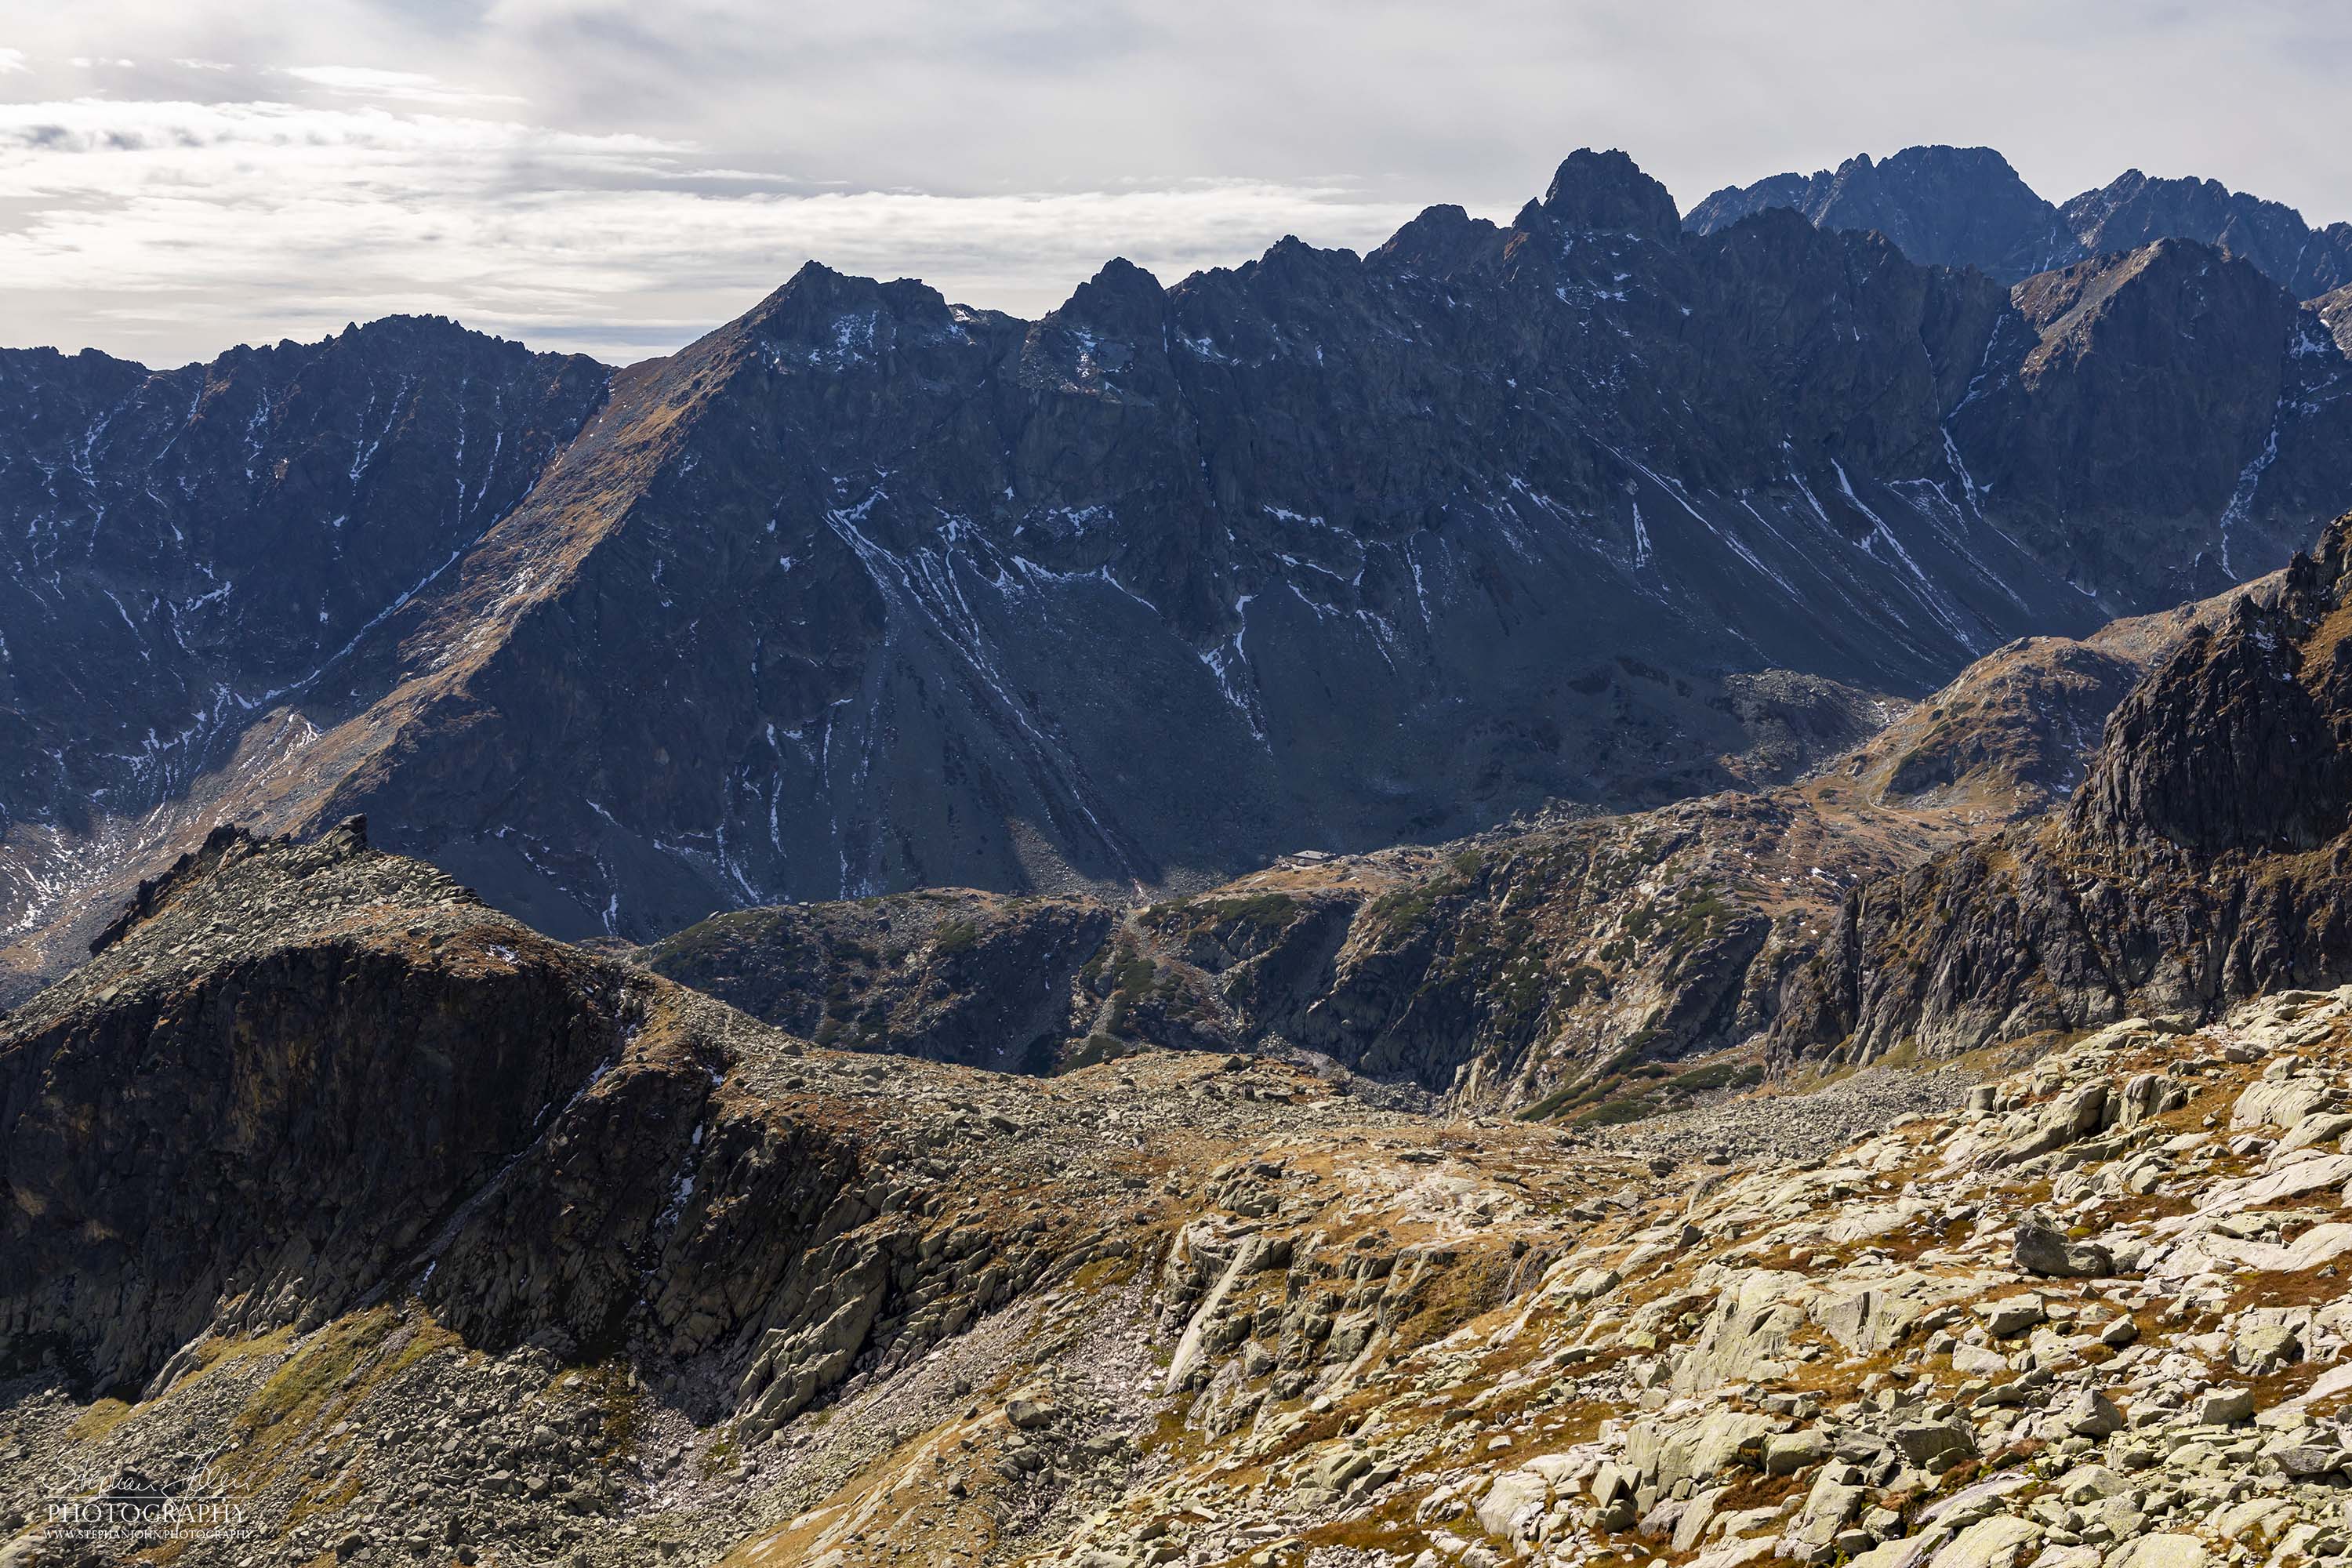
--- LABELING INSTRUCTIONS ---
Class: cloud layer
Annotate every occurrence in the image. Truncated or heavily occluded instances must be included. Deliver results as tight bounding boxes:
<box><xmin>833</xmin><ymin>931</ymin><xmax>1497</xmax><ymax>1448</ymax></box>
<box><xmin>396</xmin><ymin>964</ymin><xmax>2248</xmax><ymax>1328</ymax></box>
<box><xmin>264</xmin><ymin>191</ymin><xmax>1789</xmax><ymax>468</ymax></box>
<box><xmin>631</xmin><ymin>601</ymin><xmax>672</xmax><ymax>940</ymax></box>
<box><xmin>4</xmin><ymin>2</ymin><xmax>2349</xmax><ymax>367</ymax></box>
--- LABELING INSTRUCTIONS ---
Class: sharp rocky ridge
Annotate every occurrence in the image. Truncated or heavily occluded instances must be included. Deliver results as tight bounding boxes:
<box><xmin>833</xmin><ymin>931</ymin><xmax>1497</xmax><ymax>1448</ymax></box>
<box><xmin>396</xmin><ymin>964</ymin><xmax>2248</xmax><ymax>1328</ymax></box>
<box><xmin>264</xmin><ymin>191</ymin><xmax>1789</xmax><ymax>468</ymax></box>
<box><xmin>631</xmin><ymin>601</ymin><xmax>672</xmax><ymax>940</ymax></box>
<box><xmin>6</xmin><ymin>147</ymin><xmax>2352</xmax><ymax>984</ymax></box>
<box><xmin>1688</xmin><ymin>144</ymin><xmax>2352</xmax><ymax>301</ymax></box>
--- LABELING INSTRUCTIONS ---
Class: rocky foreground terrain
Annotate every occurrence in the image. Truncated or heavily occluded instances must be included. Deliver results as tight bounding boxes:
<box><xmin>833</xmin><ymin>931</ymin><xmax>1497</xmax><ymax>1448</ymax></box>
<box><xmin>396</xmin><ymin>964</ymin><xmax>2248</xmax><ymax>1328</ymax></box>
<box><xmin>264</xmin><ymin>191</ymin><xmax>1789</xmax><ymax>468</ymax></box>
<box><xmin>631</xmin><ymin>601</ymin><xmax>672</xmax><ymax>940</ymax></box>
<box><xmin>17</xmin><ymin>817</ymin><xmax>2352</xmax><ymax>1568</ymax></box>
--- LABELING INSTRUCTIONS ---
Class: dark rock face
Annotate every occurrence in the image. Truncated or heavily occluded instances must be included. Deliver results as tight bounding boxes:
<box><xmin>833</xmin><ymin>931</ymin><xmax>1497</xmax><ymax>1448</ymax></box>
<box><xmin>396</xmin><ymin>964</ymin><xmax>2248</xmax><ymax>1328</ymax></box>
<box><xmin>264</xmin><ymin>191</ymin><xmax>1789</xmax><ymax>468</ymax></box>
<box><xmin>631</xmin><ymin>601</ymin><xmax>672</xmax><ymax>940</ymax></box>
<box><xmin>8</xmin><ymin>151</ymin><xmax>2352</xmax><ymax>969</ymax></box>
<box><xmin>647</xmin><ymin>575</ymin><xmax>2254</xmax><ymax>1114</ymax></box>
<box><xmin>633</xmin><ymin>890</ymin><xmax>1116</xmax><ymax>1071</ymax></box>
<box><xmin>2063</xmin><ymin>171</ymin><xmax>2352</xmax><ymax>302</ymax></box>
<box><xmin>2323</xmin><ymin>285</ymin><xmax>2352</xmax><ymax>354</ymax></box>
<box><xmin>1959</xmin><ymin>242</ymin><xmax>2347</xmax><ymax>601</ymax></box>
<box><xmin>1686</xmin><ymin>146</ymin><xmax>2082</xmax><ymax>281</ymax></box>
<box><xmin>2068</xmin><ymin>599</ymin><xmax>2352</xmax><ymax>858</ymax></box>
<box><xmin>0</xmin><ymin>820</ymin><xmax>638</xmax><ymax>1389</ymax></box>
<box><xmin>1774</xmin><ymin>512</ymin><xmax>2352</xmax><ymax>1066</ymax></box>
<box><xmin>0</xmin><ymin>321</ymin><xmax>608</xmax><ymax>986</ymax></box>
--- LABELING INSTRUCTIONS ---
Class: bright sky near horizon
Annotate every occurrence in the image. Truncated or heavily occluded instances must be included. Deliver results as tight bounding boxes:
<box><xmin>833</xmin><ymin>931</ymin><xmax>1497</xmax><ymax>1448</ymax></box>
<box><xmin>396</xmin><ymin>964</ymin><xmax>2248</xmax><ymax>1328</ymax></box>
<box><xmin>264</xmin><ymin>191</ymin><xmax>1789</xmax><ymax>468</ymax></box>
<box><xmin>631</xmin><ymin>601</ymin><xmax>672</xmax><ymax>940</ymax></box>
<box><xmin>2</xmin><ymin>1</ymin><xmax>2345</xmax><ymax>368</ymax></box>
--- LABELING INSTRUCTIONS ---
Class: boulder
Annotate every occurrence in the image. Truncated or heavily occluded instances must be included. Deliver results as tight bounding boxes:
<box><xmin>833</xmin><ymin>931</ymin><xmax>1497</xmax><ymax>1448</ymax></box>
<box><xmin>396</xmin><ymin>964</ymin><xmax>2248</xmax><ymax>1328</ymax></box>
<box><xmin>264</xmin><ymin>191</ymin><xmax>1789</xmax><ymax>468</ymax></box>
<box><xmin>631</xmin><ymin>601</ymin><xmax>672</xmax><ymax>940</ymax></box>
<box><xmin>1007</xmin><ymin>1394</ymin><xmax>1058</xmax><ymax>1430</ymax></box>
<box><xmin>2058</xmin><ymin>1465</ymin><xmax>2126</xmax><ymax>1504</ymax></box>
<box><xmin>1978</xmin><ymin>1296</ymin><xmax>2047</xmax><ymax>1337</ymax></box>
<box><xmin>1893</xmin><ymin>1419</ymin><xmax>1977</xmax><ymax>1468</ymax></box>
<box><xmin>1926</xmin><ymin>1515</ymin><xmax>2041</xmax><ymax>1568</ymax></box>
<box><xmin>2230</xmin><ymin>1319</ymin><xmax>2301</xmax><ymax>1374</ymax></box>
<box><xmin>2232</xmin><ymin>1078</ymin><xmax>2333</xmax><ymax>1131</ymax></box>
<box><xmin>2188</xmin><ymin>1152</ymin><xmax>2352</xmax><ymax>1217</ymax></box>
<box><xmin>2194</xmin><ymin>1387</ymin><xmax>2256</xmax><ymax>1425</ymax></box>
<box><xmin>1475</xmin><ymin>1470</ymin><xmax>1549</xmax><ymax>1540</ymax></box>
<box><xmin>2013</xmin><ymin>1212</ymin><xmax>2112</xmax><ymax>1278</ymax></box>
<box><xmin>2105</xmin><ymin>1536</ymin><xmax>2209</xmax><ymax>1568</ymax></box>
<box><xmin>2277</xmin><ymin>1110</ymin><xmax>2352</xmax><ymax>1153</ymax></box>
<box><xmin>1764</xmin><ymin>1429</ymin><xmax>1830</xmax><ymax>1475</ymax></box>
<box><xmin>1565</xmin><ymin>1266</ymin><xmax>1621</xmax><ymax>1303</ymax></box>
<box><xmin>2058</xmin><ymin>1388</ymin><xmax>2123</xmax><ymax>1438</ymax></box>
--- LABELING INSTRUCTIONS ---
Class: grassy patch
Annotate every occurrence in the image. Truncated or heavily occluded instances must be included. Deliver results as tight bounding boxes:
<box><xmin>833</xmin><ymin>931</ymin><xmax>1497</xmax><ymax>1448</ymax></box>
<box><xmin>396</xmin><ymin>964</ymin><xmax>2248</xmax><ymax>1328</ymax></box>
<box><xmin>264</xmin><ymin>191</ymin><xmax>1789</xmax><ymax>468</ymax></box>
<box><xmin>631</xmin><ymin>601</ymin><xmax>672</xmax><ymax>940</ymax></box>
<box><xmin>69</xmin><ymin>1399</ymin><xmax>136</xmax><ymax>1441</ymax></box>
<box><xmin>1393</xmin><ymin>1250</ymin><xmax>1513</xmax><ymax>1348</ymax></box>
<box><xmin>1666</xmin><ymin>1060</ymin><xmax>1764</xmax><ymax>1094</ymax></box>
<box><xmin>1516</xmin><ymin>1084</ymin><xmax>1578</xmax><ymax>1122</ymax></box>
<box><xmin>1576</xmin><ymin>1096</ymin><xmax>1658</xmax><ymax>1126</ymax></box>
<box><xmin>1195</xmin><ymin>892</ymin><xmax>1299</xmax><ymax>931</ymax></box>
<box><xmin>584</xmin><ymin>1362</ymin><xmax>647</xmax><ymax>1461</ymax></box>
<box><xmin>286</xmin><ymin>1468</ymin><xmax>364</xmax><ymax>1527</ymax></box>
<box><xmin>222</xmin><ymin>1308</ymin><xmax>458</xmax><ymax>1480</ymax></box>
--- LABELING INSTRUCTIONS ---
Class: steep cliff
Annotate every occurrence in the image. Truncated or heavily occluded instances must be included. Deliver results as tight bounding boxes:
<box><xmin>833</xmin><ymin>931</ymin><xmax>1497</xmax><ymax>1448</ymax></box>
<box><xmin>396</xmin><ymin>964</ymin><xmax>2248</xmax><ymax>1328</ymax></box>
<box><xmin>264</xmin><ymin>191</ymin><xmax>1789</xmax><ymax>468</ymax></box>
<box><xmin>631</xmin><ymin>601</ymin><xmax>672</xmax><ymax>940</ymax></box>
<box><xmin>1777</xmin><ymin>511</ymin><xmax>2352</xmax><ymax>1067</ymax></box>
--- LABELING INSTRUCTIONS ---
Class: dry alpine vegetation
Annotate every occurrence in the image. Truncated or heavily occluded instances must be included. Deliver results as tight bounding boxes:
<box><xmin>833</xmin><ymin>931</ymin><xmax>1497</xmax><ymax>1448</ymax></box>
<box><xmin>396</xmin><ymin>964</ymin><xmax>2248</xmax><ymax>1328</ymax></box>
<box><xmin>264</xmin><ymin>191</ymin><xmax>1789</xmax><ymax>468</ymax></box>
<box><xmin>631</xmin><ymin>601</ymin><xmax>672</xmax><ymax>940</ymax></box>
<box><xmin>14</xmin><ymin>827</ymin><xmax>2352</xmax><ymax>1568</ymax></box>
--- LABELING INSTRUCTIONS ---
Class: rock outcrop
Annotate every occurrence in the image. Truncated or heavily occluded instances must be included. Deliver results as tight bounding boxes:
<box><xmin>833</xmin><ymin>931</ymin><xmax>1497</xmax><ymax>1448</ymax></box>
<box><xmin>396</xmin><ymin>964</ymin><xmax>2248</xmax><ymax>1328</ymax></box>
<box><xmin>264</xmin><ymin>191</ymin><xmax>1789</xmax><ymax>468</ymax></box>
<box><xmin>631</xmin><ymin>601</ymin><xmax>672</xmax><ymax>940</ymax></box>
<box><xmin>1777</xmin><ymin>510</ymin><xmax>2352</xmax><ymax>1069</ymax></box>
<box><xmin>633</xmin><ymin>888</ymin><xmax>1116</xmax><ymax>1072</ymax></box>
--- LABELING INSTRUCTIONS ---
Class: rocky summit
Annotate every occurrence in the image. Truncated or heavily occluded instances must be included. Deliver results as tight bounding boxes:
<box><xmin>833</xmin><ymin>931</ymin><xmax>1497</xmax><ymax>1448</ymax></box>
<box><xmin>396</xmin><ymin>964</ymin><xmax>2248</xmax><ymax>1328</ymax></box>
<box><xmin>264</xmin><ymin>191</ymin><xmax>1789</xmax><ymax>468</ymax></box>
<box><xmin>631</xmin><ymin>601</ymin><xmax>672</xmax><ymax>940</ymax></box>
<box><xmin>9</xmin><ymin>147</ymin><xmax>2352</xmax><ymax>977</ymax></box>
<box><xmin>1776</xmin><ymin>510</ymin><xmax>2352</xmax><ymax>1071</ymax></box>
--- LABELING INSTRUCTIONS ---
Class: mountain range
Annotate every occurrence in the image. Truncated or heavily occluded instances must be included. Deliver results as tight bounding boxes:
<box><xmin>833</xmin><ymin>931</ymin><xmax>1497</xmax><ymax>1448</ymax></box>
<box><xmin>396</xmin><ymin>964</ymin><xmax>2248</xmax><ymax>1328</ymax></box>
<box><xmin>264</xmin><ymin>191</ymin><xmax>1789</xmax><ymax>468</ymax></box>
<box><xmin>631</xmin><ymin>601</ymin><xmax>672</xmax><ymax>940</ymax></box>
<box><xmin>23</xmin><ymin>135</ymin><xmax>2352</xmax><ymax>1568</ymax></box>
<box><xmin>1688</xmin><ymin>143</ymin><xmax>2352</xmax><ymax>299</ymax></box>
<box><xmin>5</xmin><ymin>145</ymin><xmax>2352</xmax><ymax>1000</ymax></box>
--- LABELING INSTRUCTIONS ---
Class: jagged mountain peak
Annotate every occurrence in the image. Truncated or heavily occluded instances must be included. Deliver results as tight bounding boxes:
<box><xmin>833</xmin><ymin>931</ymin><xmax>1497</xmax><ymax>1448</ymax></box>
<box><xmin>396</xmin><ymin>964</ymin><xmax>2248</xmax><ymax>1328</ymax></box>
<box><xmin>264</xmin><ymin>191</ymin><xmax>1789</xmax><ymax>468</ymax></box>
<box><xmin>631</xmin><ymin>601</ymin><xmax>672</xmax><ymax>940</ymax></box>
<box><xmin>2061</xmin><ymin>167</ymin><xmax>2352</xmax><ymax>301</ymax></box>
<box><xmin>1368</xmin><ymin>201</ymin><xmax>1507</xmax><ymax>276</ymax></box>
<box><xmin>2012</xmin><ymin>236</ymin><xmax>2295</xmax><ymax>372</ymax></box>
<box><xmin>1534</xmin><ymin>146</ymin><xmax>1681</xmax><ymax>238</ymax></box>
<box><xmin>1775</xmin><ymin>510</ymin><xmax>2352</xmax><ymax>1068</ymax></box>
<box><xmin>2063</xmin><ymin>512</ymin><xmax>2352</xmax><ymax>861</ymax></box>
<box><xmin>1688</xmin><ymin>141</ymin><xmax>2078</xmax><ymax>282</ymax></box>
<box><xmin>737</xmin><ymin>260</ymin><xmax>971</xmax><ymax>348</ymax></box>
<box><xmin>1047</xmin><ymin>253</ymin><xmax>1168</xmax><ymax>329</ymax></box>
<box><xmin>1691</xmin><ymin>143</ymin><xmax>2352</xmax><ymax>303</ymax></box>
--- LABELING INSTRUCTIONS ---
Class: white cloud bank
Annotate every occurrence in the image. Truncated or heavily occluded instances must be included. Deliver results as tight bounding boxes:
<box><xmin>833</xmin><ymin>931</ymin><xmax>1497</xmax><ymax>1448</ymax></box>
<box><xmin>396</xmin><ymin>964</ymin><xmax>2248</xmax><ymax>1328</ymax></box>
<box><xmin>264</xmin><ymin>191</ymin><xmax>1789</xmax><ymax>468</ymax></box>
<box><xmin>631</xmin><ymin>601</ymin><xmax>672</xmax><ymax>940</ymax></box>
<box><xmin>3</xmin><ymin>0</ymin><xmax>2350</xmax><ymax>366</ymax></box>
<box><xmin>0</xmin><ymin>94</ymin><xmax>1422</xmax><ymax>365</ymax></box>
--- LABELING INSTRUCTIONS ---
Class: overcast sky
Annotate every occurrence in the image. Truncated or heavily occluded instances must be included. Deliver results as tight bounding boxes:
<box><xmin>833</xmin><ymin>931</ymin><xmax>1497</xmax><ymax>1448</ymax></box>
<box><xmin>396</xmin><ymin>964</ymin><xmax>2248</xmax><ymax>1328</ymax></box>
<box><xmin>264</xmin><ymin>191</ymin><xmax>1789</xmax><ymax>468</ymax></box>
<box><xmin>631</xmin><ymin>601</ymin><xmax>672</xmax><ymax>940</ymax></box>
<box><xmin>4</xmin><ymin>1</ymin><xmax>2347</xmax><ymax>368</ymax></box>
